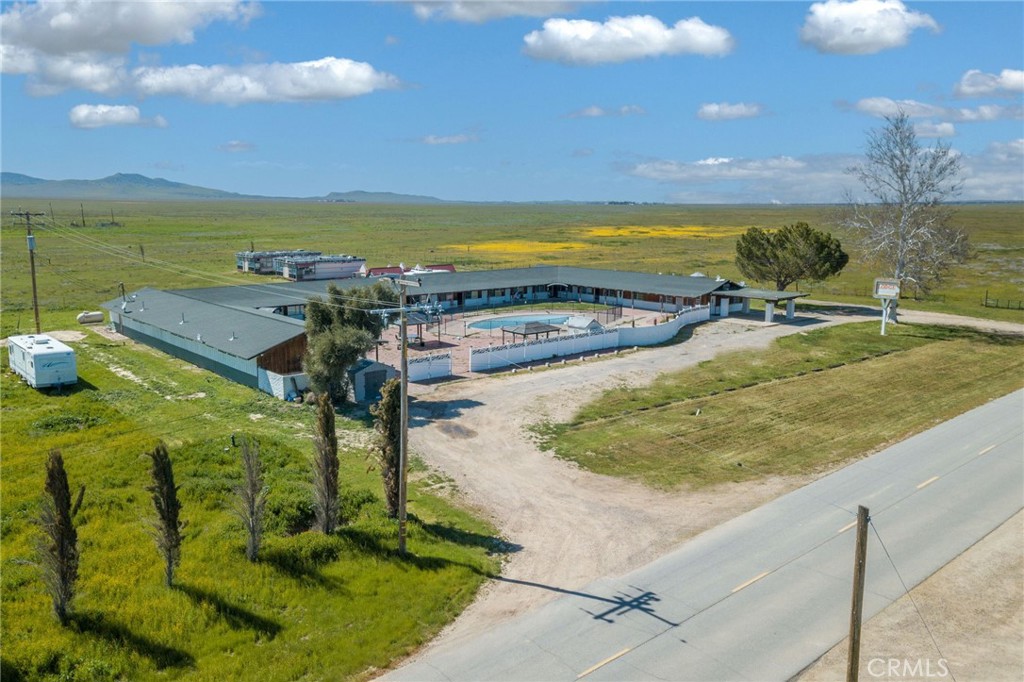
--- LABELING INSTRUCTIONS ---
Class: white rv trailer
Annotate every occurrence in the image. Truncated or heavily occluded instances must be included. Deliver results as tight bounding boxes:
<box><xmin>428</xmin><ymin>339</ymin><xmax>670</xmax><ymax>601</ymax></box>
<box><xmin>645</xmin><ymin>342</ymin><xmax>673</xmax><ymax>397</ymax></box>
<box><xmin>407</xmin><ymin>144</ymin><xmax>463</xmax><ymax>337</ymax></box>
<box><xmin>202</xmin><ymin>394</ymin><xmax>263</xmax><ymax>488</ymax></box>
<box><xmin>6</xmin><ymin>334</ymin><xmax>78</xmax><ymax>389</ymax></box>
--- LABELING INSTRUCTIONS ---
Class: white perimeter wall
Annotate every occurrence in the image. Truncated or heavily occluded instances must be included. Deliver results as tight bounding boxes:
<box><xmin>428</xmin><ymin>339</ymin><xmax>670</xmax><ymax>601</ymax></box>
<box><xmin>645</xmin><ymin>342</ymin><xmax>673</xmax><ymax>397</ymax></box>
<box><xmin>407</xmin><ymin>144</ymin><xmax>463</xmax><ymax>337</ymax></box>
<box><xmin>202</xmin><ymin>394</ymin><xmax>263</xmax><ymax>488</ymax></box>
<box><xmin>409</xmin><ymin>352</ymin><xmax>452</xmax><ymax>381</ymax></box>
<box><xmin>469</xmin><ymin>305</ymin><xmax>709</xmax><ymax>372</ymax></box>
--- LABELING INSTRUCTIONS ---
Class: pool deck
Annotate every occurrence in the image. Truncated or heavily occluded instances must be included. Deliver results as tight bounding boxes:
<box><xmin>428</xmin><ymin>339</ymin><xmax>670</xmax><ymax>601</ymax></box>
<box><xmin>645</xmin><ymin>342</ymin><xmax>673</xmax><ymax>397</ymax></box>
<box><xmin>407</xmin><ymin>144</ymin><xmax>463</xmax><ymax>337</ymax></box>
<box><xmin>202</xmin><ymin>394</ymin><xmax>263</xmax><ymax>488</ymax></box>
<box><xmin>372</xmin><ymin>305</ymin><xmax>672</xmax><ymax>379</ymax></box>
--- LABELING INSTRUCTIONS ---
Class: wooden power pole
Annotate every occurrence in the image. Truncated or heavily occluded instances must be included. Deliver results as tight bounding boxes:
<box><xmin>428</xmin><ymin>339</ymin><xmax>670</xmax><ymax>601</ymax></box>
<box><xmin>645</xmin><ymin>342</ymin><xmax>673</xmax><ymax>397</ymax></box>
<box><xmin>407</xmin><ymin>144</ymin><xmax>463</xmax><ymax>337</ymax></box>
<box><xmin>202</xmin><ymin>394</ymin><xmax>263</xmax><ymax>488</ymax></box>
<box><xmin>846</xmin><ymin>505</ymin><xmax>870</xmax><ymax>682</ymax></box>
<box><xmin>12</xmin><ymin>210</ymin><xmax>45</xmax><ymax>334</ymax></box>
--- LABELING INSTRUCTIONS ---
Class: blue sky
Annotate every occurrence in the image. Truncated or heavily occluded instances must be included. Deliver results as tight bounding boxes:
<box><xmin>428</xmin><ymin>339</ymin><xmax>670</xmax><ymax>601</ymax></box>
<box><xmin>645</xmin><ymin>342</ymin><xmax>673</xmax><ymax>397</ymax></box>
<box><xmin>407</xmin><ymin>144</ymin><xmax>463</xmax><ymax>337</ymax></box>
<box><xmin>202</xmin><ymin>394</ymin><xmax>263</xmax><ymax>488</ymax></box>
<box><xmin>2</xmin><ymin>1</ymin><xmax>1022</xmax><ymax>203</ymax></box>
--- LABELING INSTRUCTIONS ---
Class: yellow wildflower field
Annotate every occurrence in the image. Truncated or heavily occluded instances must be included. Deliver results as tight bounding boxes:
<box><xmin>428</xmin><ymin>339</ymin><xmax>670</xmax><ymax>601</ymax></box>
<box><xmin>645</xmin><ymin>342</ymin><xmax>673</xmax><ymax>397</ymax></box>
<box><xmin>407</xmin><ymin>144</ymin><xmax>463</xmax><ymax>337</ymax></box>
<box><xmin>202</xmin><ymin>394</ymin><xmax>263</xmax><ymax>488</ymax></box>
<box><xmin>584</xmin><ymin>225</ymin><xmax>750</xmax><ymax>239</ymax></box>
<box><xmin>445</xmin><ymin>240</ymin><xmax>589</xmax><ymax>253</ymax></box>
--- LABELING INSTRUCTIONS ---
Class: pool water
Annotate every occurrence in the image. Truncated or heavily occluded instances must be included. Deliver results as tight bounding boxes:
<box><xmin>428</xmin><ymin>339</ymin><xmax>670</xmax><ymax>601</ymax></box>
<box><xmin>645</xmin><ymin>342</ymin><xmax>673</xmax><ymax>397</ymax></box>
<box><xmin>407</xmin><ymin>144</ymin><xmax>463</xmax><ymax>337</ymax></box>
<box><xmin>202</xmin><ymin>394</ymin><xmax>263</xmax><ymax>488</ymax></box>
<box><xmin>468</xmin><ymin>314</ymin><xmax>571</xmax><ymax>330</ymax></box>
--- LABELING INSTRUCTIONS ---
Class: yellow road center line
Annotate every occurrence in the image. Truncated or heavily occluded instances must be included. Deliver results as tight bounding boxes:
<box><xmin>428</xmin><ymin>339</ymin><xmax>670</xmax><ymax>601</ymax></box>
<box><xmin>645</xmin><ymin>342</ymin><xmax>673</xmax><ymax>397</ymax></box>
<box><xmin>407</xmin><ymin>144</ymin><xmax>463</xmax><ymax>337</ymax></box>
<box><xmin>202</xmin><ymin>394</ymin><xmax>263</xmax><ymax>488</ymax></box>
<box><xmin>979</xmin><ymin>444</ymin><xmax>996</xmax><ymax>456</ymax></box>
<box><xmin>916</xmin><ymin>475</ymin><xmax>940</xmax><ymax>490</ymax></box>
<box><xmin>731</xmin><ymin>571</ymin><xmax>770</xmax><ymax>594</ymax></box>
<box><xmin>837</xmin><ymin>520</ymin><xmax>857</xmax><ymax>534</ymax></box>
<box><xmin>577</xmin><ymin>647</ymin><xmax>631</xmax><ymax>679</ymax></box>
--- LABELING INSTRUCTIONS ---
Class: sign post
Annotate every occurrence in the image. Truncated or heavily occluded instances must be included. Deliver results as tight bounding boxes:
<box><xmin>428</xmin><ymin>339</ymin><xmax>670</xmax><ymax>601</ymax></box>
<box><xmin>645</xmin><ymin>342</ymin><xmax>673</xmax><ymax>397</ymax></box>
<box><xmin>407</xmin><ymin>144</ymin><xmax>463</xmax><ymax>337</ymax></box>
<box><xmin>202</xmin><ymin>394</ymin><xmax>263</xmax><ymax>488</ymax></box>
<box><xmin>873</xmin><ymin>278</ymin><xmax>900</xmax><ymax>336</ymax></box>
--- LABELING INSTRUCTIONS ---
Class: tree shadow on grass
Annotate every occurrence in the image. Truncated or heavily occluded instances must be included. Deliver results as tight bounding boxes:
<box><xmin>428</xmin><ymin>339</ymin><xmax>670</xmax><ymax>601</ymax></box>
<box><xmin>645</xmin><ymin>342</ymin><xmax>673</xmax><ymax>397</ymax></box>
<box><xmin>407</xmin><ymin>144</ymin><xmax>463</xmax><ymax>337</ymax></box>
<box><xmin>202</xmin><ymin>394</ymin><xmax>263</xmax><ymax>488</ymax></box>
<box><xmin>420</xmin><ymin>522</ymin><xmax>523</xmax><ymax>556</ymax></box>
<box><xmin>173</xmin><ymin>583</ymin><xmax>281</xmax><ymax>640</ymax></box>
<box><xmin>260</xmin><ymin>545</ymin><xmax>348</xmax><ymax>591</ymax></box>
<box><xmin>69</xmin><ymin>611</ymin><xmax>195</xmax><ymax>671</ymax></box>
<box><xmin>0</xmin><ymin>657</ymin><xmax>28</xmax><ymax>682</ymax></box>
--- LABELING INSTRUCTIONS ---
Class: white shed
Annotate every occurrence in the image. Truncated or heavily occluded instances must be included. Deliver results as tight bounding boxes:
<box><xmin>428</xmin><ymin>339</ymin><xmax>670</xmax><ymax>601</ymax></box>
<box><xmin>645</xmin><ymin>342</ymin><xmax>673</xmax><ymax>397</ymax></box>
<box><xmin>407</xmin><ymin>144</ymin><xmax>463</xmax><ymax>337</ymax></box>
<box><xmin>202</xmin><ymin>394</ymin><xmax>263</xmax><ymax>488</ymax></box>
<box><xmin>6</xmin><ymin>334</ymin><xmax>78</xmax><ymax>389</ymax></box>
<box><xmin>564</xmin><ymin>316</ymin><xmax>604</xmax><ymax>333</ymax></box>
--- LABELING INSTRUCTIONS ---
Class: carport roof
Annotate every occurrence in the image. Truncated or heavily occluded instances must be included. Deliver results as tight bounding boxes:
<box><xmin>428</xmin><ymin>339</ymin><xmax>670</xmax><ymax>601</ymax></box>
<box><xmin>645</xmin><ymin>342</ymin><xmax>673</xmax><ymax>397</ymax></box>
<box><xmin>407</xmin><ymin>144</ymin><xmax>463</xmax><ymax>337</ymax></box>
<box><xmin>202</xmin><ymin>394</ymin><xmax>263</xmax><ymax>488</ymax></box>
<box><xmin>726</xmin><ymin>287</ymin><xmax>808</xmax><ymax>302</ymax></box>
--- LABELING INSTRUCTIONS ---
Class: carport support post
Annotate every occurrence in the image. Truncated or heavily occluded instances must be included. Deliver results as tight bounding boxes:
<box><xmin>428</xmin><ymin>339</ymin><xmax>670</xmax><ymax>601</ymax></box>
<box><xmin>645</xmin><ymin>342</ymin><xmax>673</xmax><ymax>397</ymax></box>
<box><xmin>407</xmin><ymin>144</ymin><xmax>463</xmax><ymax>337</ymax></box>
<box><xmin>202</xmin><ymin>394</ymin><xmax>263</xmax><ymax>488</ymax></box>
<box><xmin>846</xmin><ymin>505</ymin><xmax>870</xmax><ymax>682</ymax></box>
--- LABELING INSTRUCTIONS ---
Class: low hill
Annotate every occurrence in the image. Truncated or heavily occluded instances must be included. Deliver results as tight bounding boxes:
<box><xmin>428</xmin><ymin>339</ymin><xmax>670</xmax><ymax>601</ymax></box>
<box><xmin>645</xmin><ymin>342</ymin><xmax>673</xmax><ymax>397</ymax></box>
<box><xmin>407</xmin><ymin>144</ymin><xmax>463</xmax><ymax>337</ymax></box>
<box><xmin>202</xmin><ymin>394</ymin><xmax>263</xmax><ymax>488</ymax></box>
<box><xmin>0</xmin><ymin>172</ymin><xmax>451</xmax><ymax>203</ymax></box>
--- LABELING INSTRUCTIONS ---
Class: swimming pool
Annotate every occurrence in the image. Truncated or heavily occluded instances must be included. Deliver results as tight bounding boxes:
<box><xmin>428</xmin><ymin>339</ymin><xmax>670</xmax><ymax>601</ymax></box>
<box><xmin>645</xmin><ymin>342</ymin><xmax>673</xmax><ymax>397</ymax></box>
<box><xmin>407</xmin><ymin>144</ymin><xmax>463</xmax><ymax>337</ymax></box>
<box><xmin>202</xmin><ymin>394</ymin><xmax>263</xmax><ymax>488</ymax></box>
<box><xmin>468</xmin><ymin>314</ymin><xmax>570</xmax><ymax>331</ymax></box>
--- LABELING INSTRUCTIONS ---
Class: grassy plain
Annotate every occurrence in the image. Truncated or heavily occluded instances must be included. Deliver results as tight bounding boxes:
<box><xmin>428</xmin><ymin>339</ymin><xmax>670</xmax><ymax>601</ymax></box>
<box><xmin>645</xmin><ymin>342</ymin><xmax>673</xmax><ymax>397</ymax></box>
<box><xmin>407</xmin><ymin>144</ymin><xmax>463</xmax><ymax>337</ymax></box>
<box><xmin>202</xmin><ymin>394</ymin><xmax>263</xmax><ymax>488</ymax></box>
<box><xmin>0</xmin><ymin>329</ymin><xmax>503</xmax><ymax>681</ymax></box>
<box><xmin>1</xmin><ymin>200</ymin><xmax>1021</xmax><ymax>338</ymax></box>
<box><xmin>536</xmin><ymin>323</ymin><xmax>1024</xmax><ymax>489</ymax></box>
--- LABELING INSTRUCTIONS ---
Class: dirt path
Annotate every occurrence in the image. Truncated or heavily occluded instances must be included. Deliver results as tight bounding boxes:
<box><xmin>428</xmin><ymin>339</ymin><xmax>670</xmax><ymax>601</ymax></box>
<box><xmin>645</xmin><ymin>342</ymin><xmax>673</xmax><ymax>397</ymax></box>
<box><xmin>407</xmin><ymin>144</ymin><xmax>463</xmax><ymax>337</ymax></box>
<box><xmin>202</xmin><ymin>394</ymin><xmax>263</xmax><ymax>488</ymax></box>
<box><xmin>403</xmin><ymin>310</ymin><xmax>868</xmax><ymax>654</ymax></box>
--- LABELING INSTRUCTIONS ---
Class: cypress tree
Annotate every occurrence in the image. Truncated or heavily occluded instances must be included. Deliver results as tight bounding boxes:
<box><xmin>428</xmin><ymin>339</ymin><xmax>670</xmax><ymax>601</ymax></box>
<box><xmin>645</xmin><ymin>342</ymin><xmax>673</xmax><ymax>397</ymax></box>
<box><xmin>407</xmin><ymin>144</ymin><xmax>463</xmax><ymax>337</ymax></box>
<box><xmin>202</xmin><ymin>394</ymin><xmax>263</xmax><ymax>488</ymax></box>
<box><xmin>37</xmin><ymin>450</ymin><xmax>84</xmax><ymax>625</ymax></box>
<box><xmin>312</xmin><ymin>393</ymin><xmax>340</xmax><ymax>534</ymax></box>
<box><xmin>146</xmin><ymin>442</ymin><xmax>183</xmax><ymax>587</ymax></box>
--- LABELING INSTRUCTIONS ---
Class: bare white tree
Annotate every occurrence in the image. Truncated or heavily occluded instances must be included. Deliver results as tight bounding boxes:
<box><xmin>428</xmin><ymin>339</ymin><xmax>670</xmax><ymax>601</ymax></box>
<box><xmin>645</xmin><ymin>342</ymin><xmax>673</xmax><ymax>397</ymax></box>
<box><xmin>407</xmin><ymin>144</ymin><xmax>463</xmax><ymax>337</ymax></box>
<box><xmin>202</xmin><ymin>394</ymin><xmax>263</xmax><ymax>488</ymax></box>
<box><xmin>841</xmin><ymin>111</ymin><xmax>969</xmax><ymax>309</ymax></box>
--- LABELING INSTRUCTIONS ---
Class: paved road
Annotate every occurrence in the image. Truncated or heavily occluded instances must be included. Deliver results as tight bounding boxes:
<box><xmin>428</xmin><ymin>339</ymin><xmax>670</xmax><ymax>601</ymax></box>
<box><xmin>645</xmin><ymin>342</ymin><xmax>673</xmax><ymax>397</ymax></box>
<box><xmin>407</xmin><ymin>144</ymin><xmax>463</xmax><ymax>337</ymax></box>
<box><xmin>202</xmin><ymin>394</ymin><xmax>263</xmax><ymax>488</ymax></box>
<box><xmin>388</xmin><ymin>390</ymin><xmax>1024</xmax><ymax>681</ymax></box>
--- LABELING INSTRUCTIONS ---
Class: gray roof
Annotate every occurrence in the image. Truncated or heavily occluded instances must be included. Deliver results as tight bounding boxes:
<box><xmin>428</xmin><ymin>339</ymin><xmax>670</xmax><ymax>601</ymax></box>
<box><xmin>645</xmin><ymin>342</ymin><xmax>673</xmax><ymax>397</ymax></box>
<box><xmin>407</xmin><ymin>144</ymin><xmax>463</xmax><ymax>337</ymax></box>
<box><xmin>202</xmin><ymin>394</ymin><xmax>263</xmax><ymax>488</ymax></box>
<box><xmin>409</xmin><ymin>266</ymin><xmax>728</xmax><ymax>299</ymax></box>
<box><xmin>103</xmin><ymin>266</ymin><xmax>737</xmax><ymax>360</ymax></box>
<box><xmin>102</xmin><ymin>288</ymin><xmax>305</xmax><ymax>360</ymax></box>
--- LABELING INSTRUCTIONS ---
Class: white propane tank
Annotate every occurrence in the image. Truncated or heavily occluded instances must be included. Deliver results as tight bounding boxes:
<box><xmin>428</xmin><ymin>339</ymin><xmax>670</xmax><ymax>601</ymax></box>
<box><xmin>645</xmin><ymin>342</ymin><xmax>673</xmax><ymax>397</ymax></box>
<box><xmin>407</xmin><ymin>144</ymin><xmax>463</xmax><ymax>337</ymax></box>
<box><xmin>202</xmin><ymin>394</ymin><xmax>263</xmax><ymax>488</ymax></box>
<box><xmin>76</xmin><ymin>311</ymin><xmax>105</xmax><ymax>324</ymax></box>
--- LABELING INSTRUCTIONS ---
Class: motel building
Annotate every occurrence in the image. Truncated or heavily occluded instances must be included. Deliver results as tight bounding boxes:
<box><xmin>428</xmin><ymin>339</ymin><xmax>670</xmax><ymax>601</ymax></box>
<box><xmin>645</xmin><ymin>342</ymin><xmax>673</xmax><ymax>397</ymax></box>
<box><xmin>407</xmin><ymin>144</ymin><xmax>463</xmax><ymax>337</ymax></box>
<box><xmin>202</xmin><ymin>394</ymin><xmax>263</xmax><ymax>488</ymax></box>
<box><xmin>103</xmin><ymin>265</ymin><xmax>804</xmax><ymax>401</ymax></box>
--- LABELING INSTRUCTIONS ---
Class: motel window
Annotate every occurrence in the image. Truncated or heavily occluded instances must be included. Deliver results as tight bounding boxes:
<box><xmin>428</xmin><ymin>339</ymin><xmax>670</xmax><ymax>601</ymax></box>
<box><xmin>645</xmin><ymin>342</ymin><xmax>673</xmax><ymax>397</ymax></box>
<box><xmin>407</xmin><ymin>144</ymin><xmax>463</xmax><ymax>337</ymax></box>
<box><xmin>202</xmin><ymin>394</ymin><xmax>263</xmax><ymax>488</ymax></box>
<box><xmin>470</xmin><ymin>290</ymin><xmax>480</xmax><ymax>299</ymax></box>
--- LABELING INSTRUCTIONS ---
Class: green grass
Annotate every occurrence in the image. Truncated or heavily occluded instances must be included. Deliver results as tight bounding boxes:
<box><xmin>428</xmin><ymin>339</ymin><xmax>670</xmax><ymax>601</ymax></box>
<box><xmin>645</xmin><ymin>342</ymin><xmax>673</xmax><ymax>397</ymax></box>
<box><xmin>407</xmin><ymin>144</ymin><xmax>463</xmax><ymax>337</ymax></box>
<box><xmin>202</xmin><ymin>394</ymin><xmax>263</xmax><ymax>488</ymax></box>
<box><xmin>1</xmin><ymin>330</ymin><xmax>505</xmax><ymax>681</ymax></box>
<box><xmin>2</xmin><ymin>201</ymin><xmax>1021</xmax><ymax>339</ymax></box>
<box><xmin>535</xmin><ymin>323</ymin><xmax>1024</xmax><ymax>489</ymax></box>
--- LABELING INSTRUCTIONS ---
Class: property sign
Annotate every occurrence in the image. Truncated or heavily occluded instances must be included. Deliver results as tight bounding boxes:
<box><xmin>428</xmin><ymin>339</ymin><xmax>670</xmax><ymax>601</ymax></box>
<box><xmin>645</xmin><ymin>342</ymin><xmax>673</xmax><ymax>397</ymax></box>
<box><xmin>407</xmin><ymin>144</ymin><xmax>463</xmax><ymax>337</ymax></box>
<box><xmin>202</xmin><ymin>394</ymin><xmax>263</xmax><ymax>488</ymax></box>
<box><xmin>873</xmin><ymin>278</ymin><xmax>900</xmax><ymax>299</ymax></box>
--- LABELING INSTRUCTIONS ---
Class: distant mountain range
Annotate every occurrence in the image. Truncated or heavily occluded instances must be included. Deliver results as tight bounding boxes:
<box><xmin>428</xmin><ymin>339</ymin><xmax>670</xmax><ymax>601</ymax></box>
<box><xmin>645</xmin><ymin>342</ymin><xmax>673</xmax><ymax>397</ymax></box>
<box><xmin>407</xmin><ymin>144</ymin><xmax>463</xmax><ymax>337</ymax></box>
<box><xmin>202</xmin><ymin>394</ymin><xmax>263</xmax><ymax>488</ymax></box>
<box><xmin>0</xmin><ymin>172</ymin><xmax>452</xmax><ymax>204</ymax></box>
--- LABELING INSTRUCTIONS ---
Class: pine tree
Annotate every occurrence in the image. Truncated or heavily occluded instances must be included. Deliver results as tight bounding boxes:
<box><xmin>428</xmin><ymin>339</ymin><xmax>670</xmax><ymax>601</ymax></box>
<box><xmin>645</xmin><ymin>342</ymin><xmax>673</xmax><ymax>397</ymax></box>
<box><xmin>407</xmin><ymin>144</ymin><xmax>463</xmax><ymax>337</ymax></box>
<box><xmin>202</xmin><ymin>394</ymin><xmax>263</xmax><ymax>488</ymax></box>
<box><xmin>37</xmin><ymin>450</ymin><xmax>84</xmax><ymax>625</ymax></box>
<box><xmin>146</xmin><ymin>442</ymin><xmax>183</xmax><ymax>587</ymax></box>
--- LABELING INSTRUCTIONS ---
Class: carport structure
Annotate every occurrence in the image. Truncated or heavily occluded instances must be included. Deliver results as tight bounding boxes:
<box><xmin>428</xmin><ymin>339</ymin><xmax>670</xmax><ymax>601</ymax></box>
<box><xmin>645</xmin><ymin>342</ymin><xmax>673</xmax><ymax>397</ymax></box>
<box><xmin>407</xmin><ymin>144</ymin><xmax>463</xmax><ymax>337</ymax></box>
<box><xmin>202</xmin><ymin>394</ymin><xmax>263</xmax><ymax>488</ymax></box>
<box><xmin>713</xmin><ymin>287</ymin><xmax>808</xmax><ymax>323</ymax></box>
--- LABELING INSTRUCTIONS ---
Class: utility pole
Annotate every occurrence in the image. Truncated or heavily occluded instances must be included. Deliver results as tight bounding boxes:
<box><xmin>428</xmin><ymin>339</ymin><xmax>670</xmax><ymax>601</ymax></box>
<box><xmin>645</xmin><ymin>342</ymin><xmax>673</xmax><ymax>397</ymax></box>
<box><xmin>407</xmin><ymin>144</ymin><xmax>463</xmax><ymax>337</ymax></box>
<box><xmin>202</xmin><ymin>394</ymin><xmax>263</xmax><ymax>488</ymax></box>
<box><xmin>846</xmin><ymin>505</ymin><xmax>870</xmax><ymax>682</ymax></box>
<box><xmin>12</xmin><ymin>210</ymin><xmax>45</xmax><ymax>334</ymax></box>
<box><xmin>370</xmin><ymin>278</ymin><xmax>439</xmax><ymax>556</ymax></box>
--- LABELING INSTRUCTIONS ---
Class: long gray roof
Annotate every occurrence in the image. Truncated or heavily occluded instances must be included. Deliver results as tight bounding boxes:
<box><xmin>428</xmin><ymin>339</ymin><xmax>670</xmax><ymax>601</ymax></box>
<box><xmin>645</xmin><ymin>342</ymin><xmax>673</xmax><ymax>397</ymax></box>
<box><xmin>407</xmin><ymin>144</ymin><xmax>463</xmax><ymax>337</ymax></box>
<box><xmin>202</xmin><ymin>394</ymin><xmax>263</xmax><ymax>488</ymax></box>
<box><xmin>406</xmin><ymin>266</ymin><xmax>729</xmax><ymax>299</ymax></box>
<box><xmin>103</xmin><ymin>266</ymin><xmax>737</xmax><ymax>359</ymax></box>
<box><xmin>102</xmin><ymin>287</ymin><xmax>305</xmax><ymax>360</ymax></box>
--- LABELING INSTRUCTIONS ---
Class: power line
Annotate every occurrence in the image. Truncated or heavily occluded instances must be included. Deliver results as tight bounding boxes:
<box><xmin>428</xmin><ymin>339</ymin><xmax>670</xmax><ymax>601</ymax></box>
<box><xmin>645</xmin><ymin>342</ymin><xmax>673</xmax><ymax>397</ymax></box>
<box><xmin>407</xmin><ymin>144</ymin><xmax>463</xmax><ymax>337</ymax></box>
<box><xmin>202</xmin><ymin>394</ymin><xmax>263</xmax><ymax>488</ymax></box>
<box><xmin>869</xmin><ymin>519</ymin><xmax>956</xmax><ymax>682</ymax></box>
<box><xmin>30</xmin><ymin>212</ymin><xmax>399</xmax><ymax>314</ymax></box>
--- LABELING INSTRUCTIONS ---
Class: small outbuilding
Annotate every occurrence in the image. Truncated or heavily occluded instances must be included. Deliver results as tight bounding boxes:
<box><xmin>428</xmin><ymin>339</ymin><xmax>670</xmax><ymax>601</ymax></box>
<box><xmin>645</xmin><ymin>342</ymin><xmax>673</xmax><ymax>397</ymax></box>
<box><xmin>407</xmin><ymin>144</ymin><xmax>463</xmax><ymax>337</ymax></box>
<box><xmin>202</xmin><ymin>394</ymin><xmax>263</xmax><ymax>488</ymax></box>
<box><xmin>564</xmin><ymin>316</ymin><xmax>604</xmax><ymax>333</ymax></box>
<box><xmin>348</xmin><ymin>359</ymin><xmax>398</xmax><ymax>403</ymax></box>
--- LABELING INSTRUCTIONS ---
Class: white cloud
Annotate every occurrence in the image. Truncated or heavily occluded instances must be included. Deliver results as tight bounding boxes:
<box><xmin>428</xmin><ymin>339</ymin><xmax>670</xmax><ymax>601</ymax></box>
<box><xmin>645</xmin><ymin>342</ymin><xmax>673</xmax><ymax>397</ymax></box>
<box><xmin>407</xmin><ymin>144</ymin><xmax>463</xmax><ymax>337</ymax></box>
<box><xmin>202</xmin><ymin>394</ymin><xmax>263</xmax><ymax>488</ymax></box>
<box><xmin>913</xmin><ymin>121</ymin><xmax>955</xmax><ymax>138</ymax></box>
<box><xmin>0</xmin><ymin>0</ymin><xmax>258</xmax><ymax>56</ymax></box>
<box><xmin>414</xmin><ymin>1</ymin><xmax>578</xmax><ymax>23</ymax></box>
<box><xmin>626</xmin><ymin>153</ymin><xmax>860</xmax><ymax>203</ymax></box>
<box><xmin>626</xmin><ymin>144</ymin><xmax>1024</xmax><ymax>203</ymax></box>
<box><xmin>961</xmin><ymin>139</ymin><xmax>1024</xmax><ymax>201</ymax></box>
<box><xmin>421</xmin><ymin>133</ymin><xmax>478</xmax><ymax>145</ymax></box>
<box><xmin>133</xmin><ymin>58</ymin><xmax>400</xmax><ymax>105</ymax></box>
<box><xmin>219</xmin><ymin>140</ymin><xmax>256</xmax><ymax>153</ymax></box>
<box><xmin>567</xmin><ymin>104</ymin><xmax>646</xmax><ymax>118</ymax></box>
<box><xmin>851</xmin><ymin>97</ymin><xmax>1023</xmax><ymax>122</ymax></box>
<box><xmin>800</xmin><ymin>0</ymin><xmax>939</xmax><ymax>55</ymax></box>
<box><xmin>954</xmin><ymin>69</ymin><xmax>1024</xmax><ymax>98</ymax></box>
<box><xmin>697</xmin><ymin>102</ymin><xmax>762</xmax><ymax>121</ymax></box>
<box><xmin>68</xmin><ymin>104</ymin><xmax>166</xmax><ymax>129</ymax></box>
<box><xmin>523</xmin><ymin>15</ymin><xmax>734</xmax><ymax>65</ymax></box>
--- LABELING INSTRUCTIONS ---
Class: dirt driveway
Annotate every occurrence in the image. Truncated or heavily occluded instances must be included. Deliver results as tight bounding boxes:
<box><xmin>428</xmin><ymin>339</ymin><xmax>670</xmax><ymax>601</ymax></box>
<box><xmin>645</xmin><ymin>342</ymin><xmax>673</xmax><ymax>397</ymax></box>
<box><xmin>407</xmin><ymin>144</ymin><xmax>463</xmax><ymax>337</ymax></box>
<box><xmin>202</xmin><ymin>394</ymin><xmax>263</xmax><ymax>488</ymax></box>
<box><xmin>404</xmin><ymin>310</ymin><xmax>871</xmax><ymax>653</ymax></box>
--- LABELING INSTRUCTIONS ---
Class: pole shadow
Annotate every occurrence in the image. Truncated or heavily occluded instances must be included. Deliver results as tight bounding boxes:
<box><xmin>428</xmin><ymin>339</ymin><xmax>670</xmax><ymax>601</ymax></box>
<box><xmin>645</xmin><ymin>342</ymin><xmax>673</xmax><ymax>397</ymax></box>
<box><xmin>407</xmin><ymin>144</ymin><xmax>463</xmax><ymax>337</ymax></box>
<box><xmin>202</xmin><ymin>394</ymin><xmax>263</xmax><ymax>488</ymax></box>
<box><xmin>494</xmin><ymin>577</ymin><xmax>679</xmax><ymax>627</ymax></box>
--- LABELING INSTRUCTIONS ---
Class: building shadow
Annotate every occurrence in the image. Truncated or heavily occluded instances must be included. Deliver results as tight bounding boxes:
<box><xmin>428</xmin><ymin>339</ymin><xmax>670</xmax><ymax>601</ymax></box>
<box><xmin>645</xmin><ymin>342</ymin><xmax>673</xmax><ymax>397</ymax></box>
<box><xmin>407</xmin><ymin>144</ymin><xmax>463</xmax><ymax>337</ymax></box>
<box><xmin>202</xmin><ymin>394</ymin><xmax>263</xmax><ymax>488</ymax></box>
<box><xmin>173</xmin><ymin>583</ymin><xmax>282</xmax><ymax>639</ymax></box>
<box><xmin>69</xmin><ymin>611</ymin><xmax>195</xmax><ymax>670</ymax></box>
<box><xmin>408</xmin><ymin>397</ymin><xmax>484</xmax><ymax>425</ymax></box>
